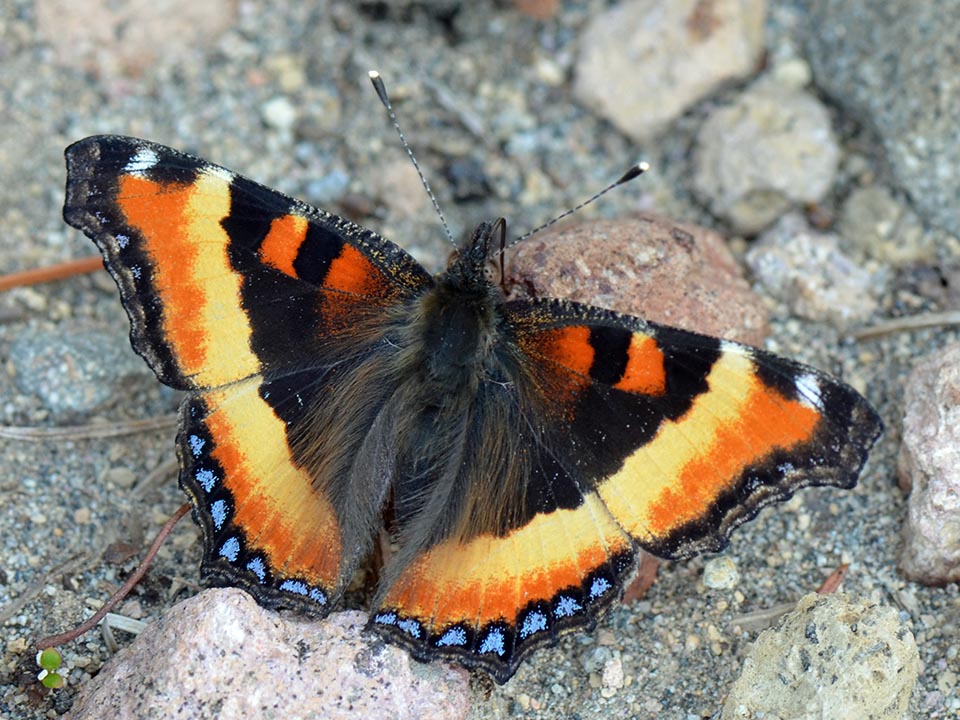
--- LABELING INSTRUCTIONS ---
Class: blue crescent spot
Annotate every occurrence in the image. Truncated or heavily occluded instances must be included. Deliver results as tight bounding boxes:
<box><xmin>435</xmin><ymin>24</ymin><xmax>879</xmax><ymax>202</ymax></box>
<box><xmin>374</xmin><ymin>612</ymin><xmax>398</xmax><ymax>626</ymax></box>
<box><xmin>308</xmin><ymin>588</ymin><xmax>327</xmax><ymax>605</ymax></box>
<box><xmin>210</xmin><ymin>499</ymin><xmax>228</xmax><ymax>530</ymax></box>
<box><xmin>555</xmin><ymin>595</ymin><xmax>582</xmax><ymax>618</ymax></box>
<box><xmin>219</xmin><ymin>537</ymin><xmax>240</xmax><ymax>562</ymax></box>
<box><xmin>589</xmin><ymin>577</ymin><xmax>611</xmax><ymax>599</ymax></box>
<box><xmin>437</xmin><ymin>627</ymin><xmax>468</xmax><ymax>647</ymax></box>
<box><xmin>479</xmin><ymin>629</ymin><xmax>506</xmax><ymax>656</ymax></box>
<box><xmin>279</xmin><ymin>579</ymin><xmax>308</xmax><ymax>596</ymax></box>
<box><xmin>188</xmin><ymin>435</ymin><xmax>205</xmax><ymax>457</ymax></box>
<box><xmin>246</xmin><ymin>557</ymin><xmax>266</xmax><ymax>582</ymax></box>
<box><xmin>519</xmin><ymin>610</ymin><xmax>548</xmax><ymax>639</ymax></box>
<box><xmin>397</xmin><ymin>619</ymin><xmax>422</xmax><ymax>638</ymax></box>
<box><xmin>195</xmin><ymin>468</ymin><xmax>218</xmax><ymax>492</ymax></box>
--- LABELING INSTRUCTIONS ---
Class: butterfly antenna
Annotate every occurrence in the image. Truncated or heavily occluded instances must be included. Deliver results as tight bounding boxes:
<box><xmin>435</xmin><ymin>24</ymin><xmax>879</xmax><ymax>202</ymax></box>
<box><xmin>369</xmin><ymin>70</ymin><xmax>455</xmax><ymax>246</ymax></box>
<box><xmin>507</xmin><ymin>162</ymin><xmax>650</xmax><ymax>249</ymax></box>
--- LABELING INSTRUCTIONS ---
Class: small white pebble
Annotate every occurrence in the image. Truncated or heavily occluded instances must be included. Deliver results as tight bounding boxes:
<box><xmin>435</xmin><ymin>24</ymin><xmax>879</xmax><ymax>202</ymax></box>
<box><xmin>703</xmin><ymin>556</ymin><xmax>740</xmax><ymax>590</ymax></box>
<box><xmin>261</xmin><ymin>95</ymin><xmax>298</xmax><ymax>131</ymax></box>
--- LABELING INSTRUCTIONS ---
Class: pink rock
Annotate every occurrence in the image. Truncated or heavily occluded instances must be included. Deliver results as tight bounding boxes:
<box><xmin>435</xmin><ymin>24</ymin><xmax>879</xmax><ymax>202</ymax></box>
<box><xmin>898</xmin><ymin>343</ymin><xmax>960</xmax><ymax>585</ymax></box>
<box><xmin>508</xmin><ymin>214</ymin><xmax>770</xmax><ymax>346</ymax></box>
<box><xmin>65</xmin><ymin>589</ymin><xmax>470</xmax><ymax>720</ymax></box>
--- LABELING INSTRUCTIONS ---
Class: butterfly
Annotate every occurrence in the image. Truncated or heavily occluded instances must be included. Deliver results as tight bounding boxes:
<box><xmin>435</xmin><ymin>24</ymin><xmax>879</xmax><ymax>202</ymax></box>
<box><xmin>63</xmin><ymin>134</ymin><xmax>882</xmax><ymax>683</ymax></box>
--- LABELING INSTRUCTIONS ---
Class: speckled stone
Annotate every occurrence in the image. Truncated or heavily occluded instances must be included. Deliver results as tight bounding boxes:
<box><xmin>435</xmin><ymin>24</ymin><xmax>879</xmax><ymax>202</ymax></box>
<box><xmin>837</xmin><ymin>186</ymin><xmax>934</xmax><ymax>266</ymax></box>
<box><xmin>574</xmin><ymin>0</ymin><xmax>766</xmax><ymax>142</ymax></box>
<box><xmin>898</xmin><ymin>343</ymin><xmax>960</xmax><ymax>585</ymax></box>
<box><xmin>702</xmin><ymin>557</ymin><xmax>739</xmax><ymax>590</ymax></box>
<box><xmin>64</xmin><ymin>589</ymin><xmax>470</xmax><ymax>720</ymax></box>
<box><xmin>508</xmin><ymin>214</ymin><xmax>770</xmax><ymax>346</ymax></box>
<box><xmin>745</xmin><ymin>213</ymin><xmax>886</xmax><ymax>329</ymax></box>
<box><xmin>805</xmin><ymin>0</ymin><xmax>960</xmax><ymax>237</ymax></box>
<box><xmin>36</xmin><ymin>0</ymin><xmax>235</xmax><ymax>76</ymax></box>
<box><xmin>9</xmin><ymin>324</ymin><xmax>155</xmax><ymax>419</ymax></box>
<box><xmin>692</xmin><ymin>78</ymin><xmax>839</xmax><ymax>234</ymax></box>
<box><xmin>722</xmin><ymin>593</ymin><xmax>918</xmax><ymax>719</ymax></box>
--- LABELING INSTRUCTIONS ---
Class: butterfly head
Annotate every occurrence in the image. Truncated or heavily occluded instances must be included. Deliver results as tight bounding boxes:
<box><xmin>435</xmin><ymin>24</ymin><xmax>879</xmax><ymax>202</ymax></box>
<box><xmin>442</xmin><ymin>218</ymin><xmax>506</xmax><ymax>294</ymax></box>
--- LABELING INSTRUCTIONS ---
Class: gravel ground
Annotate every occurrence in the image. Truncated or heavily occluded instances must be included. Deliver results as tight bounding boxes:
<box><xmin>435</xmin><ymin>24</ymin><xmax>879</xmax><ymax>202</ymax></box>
<box><xmin>1</xmin><ymin>1</ymin><xmax>957</xmax><ymax>718</ymax></box>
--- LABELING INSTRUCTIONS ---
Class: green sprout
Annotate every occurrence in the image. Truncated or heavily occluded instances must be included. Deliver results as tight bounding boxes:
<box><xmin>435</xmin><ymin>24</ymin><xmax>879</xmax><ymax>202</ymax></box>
<box><xmin>36</xmin><ymin>648</ymin><xmax>65</xmax><ymax>689</ymax></box>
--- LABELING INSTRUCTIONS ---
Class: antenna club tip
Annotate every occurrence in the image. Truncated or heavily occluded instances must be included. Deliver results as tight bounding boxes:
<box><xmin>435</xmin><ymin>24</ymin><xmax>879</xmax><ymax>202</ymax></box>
<box><xmin>368</xmin><ymin>70</ymin><xmax>380</xmax><ymax>79</ymax></box>
<box><xmin>617</xmin><ymin>162</ymin><xmax>650</xmax><ymax>184</ymax></box>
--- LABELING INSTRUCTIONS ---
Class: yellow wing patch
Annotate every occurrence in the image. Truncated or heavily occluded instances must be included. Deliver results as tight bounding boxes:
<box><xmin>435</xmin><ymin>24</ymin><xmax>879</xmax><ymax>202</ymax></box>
<box><xmin>117</xmin><ymin>170</ymin><xmax>260</xmax><ymax>386</ymax></box>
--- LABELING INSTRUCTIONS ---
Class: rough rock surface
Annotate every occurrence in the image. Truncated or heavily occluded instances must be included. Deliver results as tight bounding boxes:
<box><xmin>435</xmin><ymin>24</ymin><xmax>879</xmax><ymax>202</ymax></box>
<box><xmin>898</xmin><ymin>343</ymin><xmax>960</xmax><ymax>585</ymax></box>
<box><xmin>508</xmin><ymin>214</ymin><xmax>770</xmax><ymax>346</ymax></box>
<box><xmin>574</xmin><ymin>0</ymin><xmax>766</xmax><ymax>142</ymax></box>
<box><xmin>64</xmin><ymin>589</ymin><xmax>470</xmax><ymax>720</ymax></box>
<box><xmin>692</xmin><ymin>77</ymin><xmax>839</xmax><ymax>234</ymax></box>
<box><xmin>36</xmin><ymin>0</ymin><xmax>235</xmax><ymax>77</ymax></box>
<box><xmin>805</xmin><ymin>0</ymin><xmax>960</xmax><ymax>236</ymax></box>
<box><xmin>10</xmin><ymin>324</ymin><xmax>156</xmax><ymax>419</ymax></box>
<box><xmin>722</xmin><ymin>593</ymin><xmax>919</xmax><ymax>720</ymax></box>
<box><xmin>745</xmin><ymin>213</ymin><xmax>885</xmax><ymax>329</ymax></box>
<box><xmin>837</xmin><ymin>186</ymin><xmax>933</xmax><ymax>266</ymax></box>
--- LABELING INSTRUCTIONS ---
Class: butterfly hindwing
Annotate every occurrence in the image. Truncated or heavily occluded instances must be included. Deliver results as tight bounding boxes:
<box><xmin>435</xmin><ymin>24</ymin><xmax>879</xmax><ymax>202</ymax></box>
<box><xmin>179</xmin><ymin>376</ymin><xmax>342</xmax><ymax>614</ymax></box>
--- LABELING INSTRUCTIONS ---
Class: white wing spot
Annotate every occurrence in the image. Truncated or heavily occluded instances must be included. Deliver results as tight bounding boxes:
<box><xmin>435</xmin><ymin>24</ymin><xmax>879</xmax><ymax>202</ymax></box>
<box><xmin>795</xmin><ymin>373</ymin><xmax>823</xmax><ymax>408</ymax></box>
<box><xmin>205</xmin><ymin>165</ymin><xmax>235</xmax><ymax>183</ymax></box>
<box><xmin>125</xmin><ymin>147</ymin><xmax>159</xmax><ymax>174</ymax></box>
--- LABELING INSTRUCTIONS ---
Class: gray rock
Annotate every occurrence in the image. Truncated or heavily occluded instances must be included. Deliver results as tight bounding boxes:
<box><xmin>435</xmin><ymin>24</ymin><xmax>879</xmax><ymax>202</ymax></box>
<box><xmin>574</xmin><ymin>0</ymin><xmax>766</xmax><ymax>142</ymax></box>
<box><xmin>722</xmin><ymin>593</ymin><xmax>919</xmax><ymax>720</ymax></box>
<box><xmin>10</xmin><ymin>324</ymin><xmax>154</xmax><ymax>419</ymax></box>
<box><xmin>898</xmin><ymin>343</ymin><xmax>960</xmax><ymax>585</ymax></box>
<box><xmin>837</xmin><ymin>185</ymin><xmax>935</xmax><ymax>266</ymax></box>
<box><xmin>746</xmin><ymin>213</ymin><xmax>885</xmax><ymax>328</ymax></box>
<box><xmin>692</xmin><ymin>78</ymin><xmax>839</xmax><ymax>234</ymax></box>
<box><xmin>65</xmin><ymin>589</ymin><xmax>471</xmax><ymax>720</ymax></box>
<box><xmin>805</xmin><ymin>0</ymin><xmax>960</xmax><ymax>236</ymax></box>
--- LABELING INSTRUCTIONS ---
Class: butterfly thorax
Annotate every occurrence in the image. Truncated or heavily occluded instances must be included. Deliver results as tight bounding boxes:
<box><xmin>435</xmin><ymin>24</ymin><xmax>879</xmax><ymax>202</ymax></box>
<box><xmin>413</xmin><ymin>221</ymin><xmax>503</xmax><ymax>391</ymax></box>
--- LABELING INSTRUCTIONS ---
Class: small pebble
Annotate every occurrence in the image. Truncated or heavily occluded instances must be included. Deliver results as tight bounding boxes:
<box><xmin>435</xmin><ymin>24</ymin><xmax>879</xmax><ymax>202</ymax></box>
<box><xmin>703</xmin><ymin>556</ymin><xmax>740</xmax><ymax>590</ymax></box>
<box><xmin>261</xmin><ymin>95</ymin><xmax>298</xmax><ymax>131</ymax></box>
